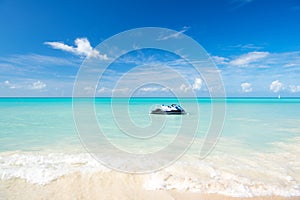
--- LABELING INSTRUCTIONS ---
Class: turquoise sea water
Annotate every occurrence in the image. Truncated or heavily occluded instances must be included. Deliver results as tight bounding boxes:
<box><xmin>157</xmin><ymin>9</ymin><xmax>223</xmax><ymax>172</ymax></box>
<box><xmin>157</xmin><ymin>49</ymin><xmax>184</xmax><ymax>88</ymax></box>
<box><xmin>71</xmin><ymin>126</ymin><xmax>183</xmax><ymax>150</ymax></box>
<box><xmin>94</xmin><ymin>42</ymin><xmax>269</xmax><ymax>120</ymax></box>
<box><xmin>0</xmin><ymin>98</ymin><xmax>299</xmax><ymax>196</ymax></box>
<box><xmin>0</xmin><ymin>98</ymin><xmax>299</xmax><ymax>152</ymax></box>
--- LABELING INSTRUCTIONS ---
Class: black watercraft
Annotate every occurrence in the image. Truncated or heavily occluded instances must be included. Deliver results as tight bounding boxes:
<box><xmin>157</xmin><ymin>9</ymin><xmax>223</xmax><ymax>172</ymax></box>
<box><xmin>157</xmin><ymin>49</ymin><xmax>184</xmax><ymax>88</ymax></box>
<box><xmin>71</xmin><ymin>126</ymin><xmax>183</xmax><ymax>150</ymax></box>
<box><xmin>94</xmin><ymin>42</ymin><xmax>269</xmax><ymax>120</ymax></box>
<box><xmin>150</xmin><ymin>104</ymin><xmax>186</xmax><ymax>115</ymax></box>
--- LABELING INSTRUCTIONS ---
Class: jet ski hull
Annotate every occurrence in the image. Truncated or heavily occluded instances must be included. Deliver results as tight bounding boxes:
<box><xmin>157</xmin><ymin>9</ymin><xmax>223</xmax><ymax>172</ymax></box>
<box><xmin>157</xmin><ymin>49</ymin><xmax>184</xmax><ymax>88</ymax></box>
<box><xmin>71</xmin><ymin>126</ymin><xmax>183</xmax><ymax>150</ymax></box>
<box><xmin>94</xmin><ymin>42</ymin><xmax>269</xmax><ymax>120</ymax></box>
<box><xmin>150</xmin><ymin>109</ymin><xmax>186</xmax><ymax>115</ymax></box>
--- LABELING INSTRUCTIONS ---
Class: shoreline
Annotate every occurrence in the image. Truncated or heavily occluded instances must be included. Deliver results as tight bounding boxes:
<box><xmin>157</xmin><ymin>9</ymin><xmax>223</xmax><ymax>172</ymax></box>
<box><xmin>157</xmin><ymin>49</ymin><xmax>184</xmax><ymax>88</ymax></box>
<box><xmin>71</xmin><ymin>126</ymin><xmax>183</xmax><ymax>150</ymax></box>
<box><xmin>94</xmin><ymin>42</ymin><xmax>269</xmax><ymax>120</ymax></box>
<box><xmin>1</xmin><ymin>173</ymin><xmax>299</xmax><ymax>200</ymax></box>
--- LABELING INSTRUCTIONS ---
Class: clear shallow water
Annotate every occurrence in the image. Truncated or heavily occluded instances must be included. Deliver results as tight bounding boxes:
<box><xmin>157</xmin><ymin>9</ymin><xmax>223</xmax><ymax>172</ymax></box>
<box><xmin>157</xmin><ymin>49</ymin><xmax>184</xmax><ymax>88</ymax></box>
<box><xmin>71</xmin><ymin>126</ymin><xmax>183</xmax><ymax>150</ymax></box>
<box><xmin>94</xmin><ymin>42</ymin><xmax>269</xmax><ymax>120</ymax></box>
<box><xmin>0</xmin><ymin>98</ymin><xmax>299</xmax><ymax>197</ymax></box>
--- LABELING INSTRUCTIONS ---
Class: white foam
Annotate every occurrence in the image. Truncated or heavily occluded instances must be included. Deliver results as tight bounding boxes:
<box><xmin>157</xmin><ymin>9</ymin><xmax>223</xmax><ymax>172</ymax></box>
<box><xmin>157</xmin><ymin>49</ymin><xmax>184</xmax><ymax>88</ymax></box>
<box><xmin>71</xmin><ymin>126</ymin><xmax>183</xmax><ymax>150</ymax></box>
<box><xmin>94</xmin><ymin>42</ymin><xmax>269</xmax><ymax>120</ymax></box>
<box><xmin>143</xmin><ymin>148</ymin><xmax>300</xmax><ymax>197</ymax></box>
<box><xmin>1</xmin><ymin>139</ymin><xmax>299</xmax><ymax>197</ymax></box>
<box><xmin>0</xmin><ymin>152</ymin><xmax>109</xmax><ymax>185</ymax></box>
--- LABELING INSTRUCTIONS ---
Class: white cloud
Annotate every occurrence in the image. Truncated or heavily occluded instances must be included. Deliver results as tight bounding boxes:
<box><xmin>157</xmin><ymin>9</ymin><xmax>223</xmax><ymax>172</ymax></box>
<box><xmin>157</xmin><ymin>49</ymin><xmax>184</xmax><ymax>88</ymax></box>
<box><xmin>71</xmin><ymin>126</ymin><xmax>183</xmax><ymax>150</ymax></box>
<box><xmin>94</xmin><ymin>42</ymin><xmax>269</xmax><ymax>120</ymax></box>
<box><xmin>230</xmin><ymin>51</ymin><xmax>270</xmax><ymax>66</ymax></box>
<box><xmin>241</xmin><ymin>82</ymin><xmax>252</xmax><ymax>93</ymax></box>
<box><xmin>192</xmin><ymin>78</ymin><xmax>202</xmax><ymax>90</ymax></box>
<box><xmin>283</xmin><ymin>63</ymin><xmax>298</xmax><ymax>68</ymax></box>
<box><xmin>212</xmin><ymin>51</ymin><xmax>300</xmax><ymax>71</ymax></box>
<box><xmin>83</xmin><ymin>86</ymin><xmax>95</xmax><ymax>93</ymax></box>
<box><xmin>3</xmin><ymin>80</ymin><xmax>19</xmax><ymax>89</ymax></box>
<box><xmin>231</xmin><ymin>43</ymin><xmax>263</xmax><ymax>50</ymax></box>
<box><xmin>4</xmin><ymin>80</ymin><xmax>46</xmax><ymax>90</ymax></box>
<box><xmin>139</xmin><ymin>87</ymin><xmax>169</xmax><ymax>92</ymax></box>
<box><xmin>157</xmin><ymin>27</ymin><xmax>189</xmax><ymax>41</ymax></box>
<box><xmin>30</xmin><ymin>81</ymin><xmax>46</xmax><ymax>90</ymax></box>
<box><xmin>289</xmin><ymin>85</ymin><xmax>300</xmax><ymax>93</ymax></box>
<box><xmin>270</xmin><ymin>80</ymin><xmax>283</xmax><ymax>93</ymax></box>
<box><xmin>98</xmin><ymin>86</ymin><xmax>170</xmax><ymax>95</ymax></box>
<box><xmin>97</xmin><ymin>87</ymin><xmax>108</xmax><ymax>93</ymax></box>
<box><xmin>180</xmin><ymin>84</ymin><xmax>190</xmax><ymax>92</ymax></box>
<box><xmin>180</xmin><ymin>78</ymin><xmax>202</xmax><ymax>92</ymax></box>
<box><xmin>212</xmin><ymin>56</ymin><xmax>229</xmax><ymax>65</ymax></box>
<box><xmin>140</xmin><ymin>87</ymin><xmax>160</xmax><ymax>92</ymax></box>
<box><xmin>0</xmin><ymin>54</ymin><xmax>80</xmax><ymax>80</ymax></box>
<box><xmin>15</xmin><ymin>54</ymin><xmax>79</xmax><ymax>66</ymax></box>
<box><xmin>44</xmin><ymin>38</ymin><xmax>108</xmax><ymax>60</ymax></box>
<box><xmin>112</xmin><ymin>88</ymin><xmax>129</xmax><ymax>93</ymax></box>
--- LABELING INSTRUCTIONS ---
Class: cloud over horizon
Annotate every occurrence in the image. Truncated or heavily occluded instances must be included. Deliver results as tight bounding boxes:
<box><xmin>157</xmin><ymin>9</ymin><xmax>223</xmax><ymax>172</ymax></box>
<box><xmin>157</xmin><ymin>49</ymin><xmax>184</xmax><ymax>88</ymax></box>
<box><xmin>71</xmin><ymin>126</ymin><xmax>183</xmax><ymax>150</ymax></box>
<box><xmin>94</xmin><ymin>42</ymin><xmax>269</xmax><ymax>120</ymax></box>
<box><xmin>3</xmin><ymin>80</ymin><xmax>46</xmax><ymax>90</ymax></box>
<box><xmin>270</xmin><ymin>80</ymin><xmax>284</xmax><ymax>93</ymax></box>
<box><xmin>30</xmin><ymin>80</ymin><xmax>46</xmax><ymax>90</ymax></box>
<box><xmin>241</xmin><ymin>82</ymin><xmax>252</xmax><ymax>93</ymax></box>
<box><xmin>289</xmin><ymin>85</ymin><xmax>300</xmax><ymax>93</ymax></box>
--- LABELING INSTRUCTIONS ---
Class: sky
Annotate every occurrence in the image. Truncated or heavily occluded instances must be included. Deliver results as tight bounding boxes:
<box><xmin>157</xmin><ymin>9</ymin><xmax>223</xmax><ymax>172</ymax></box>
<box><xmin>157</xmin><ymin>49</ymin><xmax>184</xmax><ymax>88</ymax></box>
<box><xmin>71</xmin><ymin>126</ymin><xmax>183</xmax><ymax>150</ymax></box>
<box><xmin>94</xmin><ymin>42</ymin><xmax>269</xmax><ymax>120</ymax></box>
<box><xmin>0</xmin><ymin>0</ymin><xmax>300</xmax><ymax>97</ymax></box>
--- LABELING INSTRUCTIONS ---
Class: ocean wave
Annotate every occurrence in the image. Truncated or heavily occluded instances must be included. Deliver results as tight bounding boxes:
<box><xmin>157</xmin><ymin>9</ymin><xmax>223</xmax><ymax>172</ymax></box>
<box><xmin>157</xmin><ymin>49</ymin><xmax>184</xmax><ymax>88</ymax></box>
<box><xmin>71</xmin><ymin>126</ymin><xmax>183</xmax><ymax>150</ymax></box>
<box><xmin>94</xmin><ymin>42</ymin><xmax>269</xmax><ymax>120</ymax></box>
<box><xmin>0</xmin><ymin>152</ymin><xmax>109</xmax><ymax>185</ymax></box>
<box><xmin>0</xmin><ymin>150</ymin><xmax>299</xmax><ymax>197</ymax></box>
<box><xmin>143</xmin><ymin>158</ymin><xmax>300</xmax><ymax>197</ymax></box>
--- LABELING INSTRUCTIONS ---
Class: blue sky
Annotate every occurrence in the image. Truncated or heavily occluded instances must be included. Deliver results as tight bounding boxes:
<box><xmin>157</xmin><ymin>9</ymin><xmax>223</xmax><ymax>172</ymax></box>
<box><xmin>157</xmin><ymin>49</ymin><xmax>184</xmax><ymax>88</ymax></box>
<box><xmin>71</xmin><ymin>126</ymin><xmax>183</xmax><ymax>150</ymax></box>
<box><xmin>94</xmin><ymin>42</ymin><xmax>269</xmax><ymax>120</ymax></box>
<box><xmin>0</xmin><ymin>0</ymin><xmax>300</xmax><ymax>97</ymax></box>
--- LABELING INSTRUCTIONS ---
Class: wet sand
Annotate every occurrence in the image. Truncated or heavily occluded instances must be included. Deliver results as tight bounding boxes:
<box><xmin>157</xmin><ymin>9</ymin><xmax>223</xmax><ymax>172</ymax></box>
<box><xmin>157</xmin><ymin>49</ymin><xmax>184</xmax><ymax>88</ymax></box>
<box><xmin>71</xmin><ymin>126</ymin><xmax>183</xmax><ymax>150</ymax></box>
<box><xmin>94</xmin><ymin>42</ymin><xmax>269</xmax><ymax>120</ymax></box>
<box><xmin>1</xmin><ymin>172</ymin><xmax>298</xmax><ymax>200</ymax></box>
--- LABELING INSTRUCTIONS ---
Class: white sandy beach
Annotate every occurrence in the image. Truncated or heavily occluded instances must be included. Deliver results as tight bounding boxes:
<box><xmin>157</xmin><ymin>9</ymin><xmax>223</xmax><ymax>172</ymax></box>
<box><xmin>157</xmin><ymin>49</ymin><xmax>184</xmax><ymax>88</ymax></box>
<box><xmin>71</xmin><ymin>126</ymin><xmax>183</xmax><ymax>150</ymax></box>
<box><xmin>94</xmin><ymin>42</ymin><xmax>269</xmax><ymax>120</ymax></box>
<box><xmin>1</xmin><ymin>172</ymin><xmax>299</xmax><ymax>200</ymax></box>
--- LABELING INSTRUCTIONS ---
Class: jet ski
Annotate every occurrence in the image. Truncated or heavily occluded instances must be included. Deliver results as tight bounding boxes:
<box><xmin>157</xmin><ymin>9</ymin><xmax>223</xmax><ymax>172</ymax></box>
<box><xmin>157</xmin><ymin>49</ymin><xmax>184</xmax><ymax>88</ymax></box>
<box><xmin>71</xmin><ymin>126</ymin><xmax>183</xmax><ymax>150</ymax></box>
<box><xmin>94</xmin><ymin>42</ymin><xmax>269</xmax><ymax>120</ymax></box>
<box><xmin>150</xmin><ymin>104</ymin><xmax>186</xmax><ymax>115</ymax></box>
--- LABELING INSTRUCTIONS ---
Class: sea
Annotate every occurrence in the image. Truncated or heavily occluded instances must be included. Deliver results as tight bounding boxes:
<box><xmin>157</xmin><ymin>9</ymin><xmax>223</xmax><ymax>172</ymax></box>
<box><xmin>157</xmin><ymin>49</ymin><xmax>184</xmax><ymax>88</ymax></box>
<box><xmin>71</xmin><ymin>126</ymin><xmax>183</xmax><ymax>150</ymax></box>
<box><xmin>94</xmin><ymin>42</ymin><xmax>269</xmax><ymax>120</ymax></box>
<box><xmin>0</xmin><ymin>97</ymin><xmax>299</xmax><ymax>197</ymax></box>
